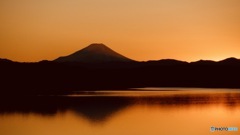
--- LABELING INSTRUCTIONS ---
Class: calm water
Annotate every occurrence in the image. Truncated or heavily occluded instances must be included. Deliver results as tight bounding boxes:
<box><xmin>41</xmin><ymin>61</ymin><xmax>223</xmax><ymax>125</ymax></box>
<box><xmin>0</xmin><ymin>88</ymin><xmax>240</xmax><ymax>135</ymax></box>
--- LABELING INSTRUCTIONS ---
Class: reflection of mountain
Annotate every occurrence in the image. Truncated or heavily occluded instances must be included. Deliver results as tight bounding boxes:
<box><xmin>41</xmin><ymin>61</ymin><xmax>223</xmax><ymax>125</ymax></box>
<box><xmin>55</xmin><ymin>43</ymin><xmax>134</xmax><ymax>63</ymax></box>
<box><xmin>0</xmin><ymin>93</ymin><xmax>239</xmax><ymax>123</ymax></box>
<box><xmin>0</xmin><ymin>96</ymin><xmax>133</xmax><ymax>122</ymax></box>
<box><xmin>72</xmin><ymin>97</ymin><xmax>132</xmax><ymax>122</ymax></box>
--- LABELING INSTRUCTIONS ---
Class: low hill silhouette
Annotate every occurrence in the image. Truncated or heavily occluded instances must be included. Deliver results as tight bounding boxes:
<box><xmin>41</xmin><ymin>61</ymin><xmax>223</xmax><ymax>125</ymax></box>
<box><xmin>0</xmin><ymin>58</ymin><xmax>14</xmax><ymax>63</ymax></box>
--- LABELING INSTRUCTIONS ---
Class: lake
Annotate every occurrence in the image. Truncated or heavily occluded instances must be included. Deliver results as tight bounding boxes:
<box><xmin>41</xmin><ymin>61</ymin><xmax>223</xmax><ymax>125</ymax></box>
<box><xmin>0</xmin><ymin>88</ymin><xmax>239</xmax><ymax>135</ymax></box>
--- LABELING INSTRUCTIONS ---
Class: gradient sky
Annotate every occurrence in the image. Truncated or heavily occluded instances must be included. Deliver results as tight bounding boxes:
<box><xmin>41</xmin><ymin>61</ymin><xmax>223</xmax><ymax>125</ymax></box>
<box><xmin>0</xmin><ymin>0</ymin><xmax>240</xmax><ymax>62</ymax></box>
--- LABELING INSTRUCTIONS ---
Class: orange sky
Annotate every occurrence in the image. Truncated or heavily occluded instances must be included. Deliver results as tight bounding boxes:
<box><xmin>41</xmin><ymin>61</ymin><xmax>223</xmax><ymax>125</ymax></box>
<box><xmin>0</xmin><ymin>0</ymin><xmax>240</xmax><ymax>62</ymax></box>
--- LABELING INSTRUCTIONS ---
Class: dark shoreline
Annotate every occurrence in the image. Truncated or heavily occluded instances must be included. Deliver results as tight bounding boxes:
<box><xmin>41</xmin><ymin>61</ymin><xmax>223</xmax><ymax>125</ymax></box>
<box><xmin>1</xmin><ymin>58</ymin><xmax>240</xmax><ymax>95</ymax></box>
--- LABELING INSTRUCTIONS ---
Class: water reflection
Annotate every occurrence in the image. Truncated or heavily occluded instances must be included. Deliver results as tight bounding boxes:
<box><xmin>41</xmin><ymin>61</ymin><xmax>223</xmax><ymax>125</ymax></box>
<box><xmin>0</xmin><ymin>96</ymin><xmax>133</xmax><ymax>122</ymax></box>
<box><xmin>0</xmin><ymin>89</ymin><xmax>240</xmax><ymax>121</ymax></box>
<box><xmin>0</xmin><ymin>89</ymin><xmax>240</xmax><ymax>135</ymax></box>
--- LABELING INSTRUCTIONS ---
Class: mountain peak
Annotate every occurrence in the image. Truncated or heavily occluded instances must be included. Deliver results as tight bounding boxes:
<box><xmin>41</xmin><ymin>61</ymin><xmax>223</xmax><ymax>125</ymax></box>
<box><xmin>82</xmin><ymin>43</ymin><xmax>113</xmax><ymax>53</ymax></box>
<box><xmin>55</xmin><ymin>43</ymin><xmax>134</xmax><ymax>63</ymax></box>
<box><xmin>88</xmin><ymin>43</ymin><xmax>106</xmax><ymax>47</ymax></box>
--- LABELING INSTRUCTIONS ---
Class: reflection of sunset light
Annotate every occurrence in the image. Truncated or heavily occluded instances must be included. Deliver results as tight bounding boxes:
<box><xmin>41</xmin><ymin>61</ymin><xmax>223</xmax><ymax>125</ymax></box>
<box><xmin>0</xmin><ymin>90</ymin><xmax>240</xmax><ymax>135</ymax></box>
<box><xmin>1</xmin><ymin>105</ymin><xmax>239</xmax><ymax>135</ymax></box>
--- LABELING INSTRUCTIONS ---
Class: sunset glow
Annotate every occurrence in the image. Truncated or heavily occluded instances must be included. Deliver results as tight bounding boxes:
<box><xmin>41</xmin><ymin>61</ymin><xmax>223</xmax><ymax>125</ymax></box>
<box><xmin>0</xmin><ymin>0</ymin><xmax>240</xmax><ymax>62</ymax></box>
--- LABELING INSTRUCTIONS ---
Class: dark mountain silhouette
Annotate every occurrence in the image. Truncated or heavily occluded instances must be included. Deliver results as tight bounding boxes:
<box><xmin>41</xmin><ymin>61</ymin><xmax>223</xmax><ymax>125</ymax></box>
<box><xmin>1</xmin><ymin>44</ymin><xmax>240</xmax><ymax>96</ymax></box>
<box><xmin>55</xmin><ymin>43</ymin><xmax>134</xmax><ymax>63</ymax></box>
